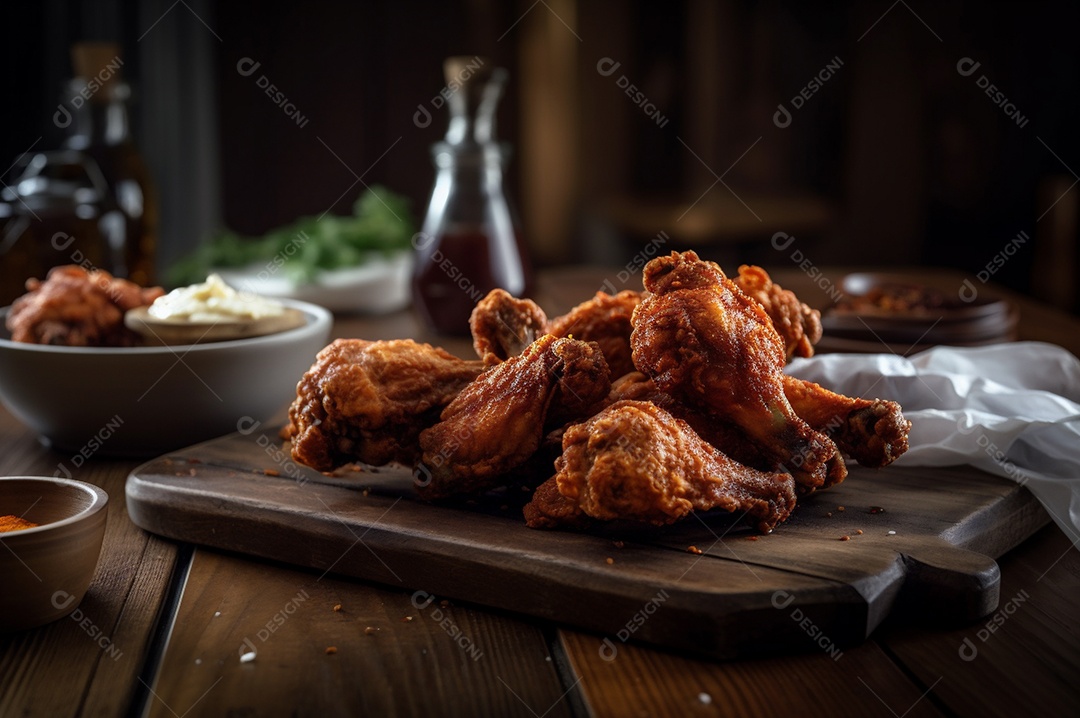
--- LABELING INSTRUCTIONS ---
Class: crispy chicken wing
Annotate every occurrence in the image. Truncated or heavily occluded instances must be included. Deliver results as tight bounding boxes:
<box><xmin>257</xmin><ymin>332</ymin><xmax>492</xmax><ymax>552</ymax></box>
<box><xmin>6</xmin><ymin>265</ymin><xmax>163</xmax><ymax>346</ymax></box>
<box><xmin>631</xmin><ymin>251</ymin><xmax>845</xmax><ymax>493</ymax></box>
<box><xmin>546</xmin><ymin>290</ymin><xmax>642</xmax><ymax>377</ymax></box>
<box><xmin>523</xmin><ymin>401</ymin><xmax>797</xmax><ymax>533</ymax></box>
<box><xmin>469</xmin><ymin>289</ymin><xmax>549</xmax><ymax>366</ymax></box>
<box><xmin>603</xmin><ymin>372</ymin><xmax>784</xmax><ymax>472</ymax></box>
<box><xmin>605</xmin><ymin>371</ymin><xmax>658</xmax><ymax>403</ymax></box>
<box><xmin>539</xmin><ymin>270</ymin><xmax>815</xmax><ymax>374</ymax></box>
<box><xmin>470</xmin><ymin>288</ymin><xmax>641</xmax><ymax>377</ymax></box>
<box><xmin>417</xmin><ymin>335</ymin><xmax>610</xmax><ymax>499</ymax></box>
<box><xmin>783</xmin><ymin>375</ymin><xmax>910</xmax><ymax>468</ymax></box>
<box><xmin>732</xmin><ymin>265</ymin><xmax>822</xmax><ymax>360</ymax></box>
<box><xmin>524</xmin><ymin>474</ymin><xmax>593</xmax><ymax>530</ymax></box>
<box><xmin>288</xmin><ymin>339</ymin><xmax>484</xmax><ymax>471</ymax></box>
<box><xmin>606</xmin><ymin>370</ymin><xmax>909</xmax><ymax>472</ymax></box>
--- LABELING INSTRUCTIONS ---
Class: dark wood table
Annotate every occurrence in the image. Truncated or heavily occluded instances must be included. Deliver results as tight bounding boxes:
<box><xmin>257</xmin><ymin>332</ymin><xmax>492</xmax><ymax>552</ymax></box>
<box><xmin>2</xmin><ymin>266</ymin><xmax>1078</xmax><ymax>717</ymax></box>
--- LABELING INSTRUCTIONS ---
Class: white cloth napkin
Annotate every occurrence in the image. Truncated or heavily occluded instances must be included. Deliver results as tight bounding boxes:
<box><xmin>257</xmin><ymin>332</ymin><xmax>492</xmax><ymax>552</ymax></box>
<box><xmin>786</xmin><ymin>342</ymin><xmax>1080</xmax><ymax>547</ymax></box>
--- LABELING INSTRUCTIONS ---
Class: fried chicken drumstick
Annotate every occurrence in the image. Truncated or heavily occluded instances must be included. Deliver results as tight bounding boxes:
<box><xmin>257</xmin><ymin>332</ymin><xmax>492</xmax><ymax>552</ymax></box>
<box><xmin>417</xmin><ymin>334</ymin><xmax>610</xmax><ymax>499</ymax></box>
<box><xmin>288</xmin><ymin>339</ymin><xmax>484</xmax><ymax>470</ymax></box>
<box><xmin>605</xmin><ymin>372</ymin><xmax>910</xmax><ymax>470</ymax></box>
<box><xmin>524</xmin><ymin>400</ymin><xmax>797</xmax><ymax>533</ymax></box>
<box><xmin>469</xmin><ymin>289</ymin><xmax>549</xmax><ymax>366</ymax></box>
<box><xmin>782</xmin><ymin>376</ymin><xmax>910</xmax><ymax>468</ymax></box>
<box><xmin>631</xmin><ymin>251</ymin><xmax>846</xmax><ymax>493</ymax></box>
<box><xmin>469</xmin><ymin>288</ymin><xmax>641</xmax><ymax>377</ymax></box>
<box><xmin>603</xmin><ymin>372</ymin><xmax>782</xmax><ymax>472</ymax></box>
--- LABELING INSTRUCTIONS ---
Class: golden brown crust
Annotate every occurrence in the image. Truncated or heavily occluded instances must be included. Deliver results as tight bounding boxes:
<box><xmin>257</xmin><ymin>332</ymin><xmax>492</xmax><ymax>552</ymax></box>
<box><xmin>6</xmin><ymin>265</ymin><xmax>163</xmax><ymax>346</ymax></box>
<box><xmin>631</xmin><ymin>251</ymin><xmax>846</xmax><ymax>494</ymax></box>
<box><xmin>733</xmin><ymin>265</ymin><xmax>822</xmax><ymax>360</ymax></box>
<box><xmin>285</xmin><ymin>250</ymin><xmax>909</xmax><ymax>538</ymax></box>
<box><xmin>287</xmin><ymin>339</ymin><xmax>483</xmax><ymax>471</ymax></box>
<box><xmin>417</xmin><ymin>334</ymin><xmax>610</xmax><ymax>499</ymax></box>
<box><xmin>782</xmin><ymin>375</ymin><xmax>910</xmax><ymax>467</ymax></box>
<box><xmin>546</xmin><ymin>290</ymin><xmax>642</xmax><ymax>378</ymax></box>
<box><xmin>469</xmin><ymin>289</ymin><xmax>549</xmax><ymax>366</ymax></box>
<box><xmin>603</xmin><ymin>373</ymin><xmax>791</xmax><ymax>472</ymax></box>
<box><xmin>524</xmin><ymin>400</ymin><xmax>797</xmax><ymax>533</ymax></box>
<box><xmin>522</xmin><ymin>475</ymin><xmax>591</xmax><ymax>530</ymax></box>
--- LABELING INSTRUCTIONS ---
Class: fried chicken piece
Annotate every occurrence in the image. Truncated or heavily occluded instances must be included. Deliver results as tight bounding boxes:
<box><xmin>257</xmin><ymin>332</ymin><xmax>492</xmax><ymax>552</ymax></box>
<box><xmin>605</xmin><ymin>371</ymin><xmax>658</xmax><ymax>403</ymax></box>
<box><xmin>417</xmin><ymin>335</ymin><xmax>610</xmax><ymax>499</ymax></box>
<box><xmin>469</xmin><ymin>289</ymin><xmax>549</xmax><ymax>366</ymax></box>
<box><xmin>524</xmin><ymin>474</ymin><xmax>593</xmax><ymax>530</ymax></box>
<box><xmin>606</xmin><ymin>371</ymin><xmax>910</xmax><ymax>471</ymax></box>
<box><xmin>546</xmin><ymin>290</ymin><xmax>642</xmax><ymax>378</ymax></box>
<box><xmin>782</xmin><ymin>375</ymin><xmax>910</xmax><ymax>468</ymax></box>
<box><xmin>631</xmin><ymin>251</ymin><xmax>845</xmax><ymax>493</ymax></box>
<box><xmin>538</xmin><ymin>270</ymin><xmax>818</xmax><ymax>370</ymax></box>
<box><xmin>6</xmin><ymin>265</ymin><xmax>163</xmax><ymax>346</ymax></box>
<box><xmin>732</xmin><ymin>265</ymin><xmax>822</xmax><ymax>360</ymax></box>
<box><xmin>468</xmin><ymin>288</ymin><xmax>641</xmax><ymax>376</ymax></box>
<box><xmin>604</xmin><ymin>372</ymin><xmax>782</xmax><ymax>472</ymax></box>
<box><xmin>523</xmin><ymin>401</ymin><xmax>797</xmax><ymax>533</ymax></box>
<box><xmin>288</xmin><ymin>339</ymin><xmax>484</xmax><ymax>471</ymax></box>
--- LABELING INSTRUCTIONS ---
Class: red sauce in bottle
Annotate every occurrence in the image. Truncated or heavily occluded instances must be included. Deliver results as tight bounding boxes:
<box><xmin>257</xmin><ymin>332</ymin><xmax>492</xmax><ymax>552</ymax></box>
<box><xmin>411</xmin><ymin>228</ymin><xmax>534</xmax><ymax>336</ymax></box>
<box><xmin>412</xmin><ymin>59</ymin><xmax>534</xmax><ymax>336</ymax></box>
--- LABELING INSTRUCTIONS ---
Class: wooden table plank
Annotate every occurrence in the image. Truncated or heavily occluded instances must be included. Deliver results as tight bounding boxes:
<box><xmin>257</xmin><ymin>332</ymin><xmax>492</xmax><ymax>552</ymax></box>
<box><xmin>0</xmin><ymin>417</ymin><xmax>181</xmax><ymax>718</ymax></box>
<box><xmin>557</xmin><ymin>629</ymin><xmax>943</xmax><ymax>718</ymax></box>
<box><xmin>879</xmin><ymin>523</ymin><xmax>1080</xmax><ymax>716</ymax></box>
<box><xmin>143</xmin><ymin>549</ymin><xmax>576</xmax><ymax>718</ymax></box>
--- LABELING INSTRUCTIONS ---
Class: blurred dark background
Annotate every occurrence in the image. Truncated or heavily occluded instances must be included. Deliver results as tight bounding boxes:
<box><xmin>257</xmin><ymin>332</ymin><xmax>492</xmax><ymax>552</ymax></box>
<box><xmin>3</xmin><ymin>0</ymin><xmax>1079</xmax><ymax>311</ymax></box>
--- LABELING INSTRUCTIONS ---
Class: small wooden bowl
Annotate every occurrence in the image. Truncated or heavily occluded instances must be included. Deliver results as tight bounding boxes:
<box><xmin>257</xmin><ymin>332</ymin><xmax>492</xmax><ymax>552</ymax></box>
<box><xmin>124</xmin><ymin>306</ymin><xmax>307</xmax><ymax>346</ymax></box>
<box><xmin>0</xmin><ymin>477</ymin><xmax>109</xmax><ymax>633</ymax></box>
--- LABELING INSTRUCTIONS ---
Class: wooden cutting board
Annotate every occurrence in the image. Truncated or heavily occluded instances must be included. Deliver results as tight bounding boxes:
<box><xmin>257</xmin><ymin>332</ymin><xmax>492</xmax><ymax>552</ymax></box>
<box><xmin>126</xmin><ymin>425</ymin><xmax>1048</xmax><ymax>660</ymax></box>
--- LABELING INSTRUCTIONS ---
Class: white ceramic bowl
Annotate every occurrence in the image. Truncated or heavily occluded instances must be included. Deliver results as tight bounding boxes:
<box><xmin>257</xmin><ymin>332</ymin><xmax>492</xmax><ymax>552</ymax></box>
<box><xmin>0</xmin><ymin>477</ymin><xmax>108</xmax><ymax>633</ymax></box>
<box><xmin>0</xmin><ymin>298</ymin><xmax>332</xmax><ymax>456</ymax></box>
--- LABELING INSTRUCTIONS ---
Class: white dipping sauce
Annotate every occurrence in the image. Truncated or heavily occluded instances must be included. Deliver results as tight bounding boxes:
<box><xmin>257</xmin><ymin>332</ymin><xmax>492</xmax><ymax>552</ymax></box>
<box><xmin>148</xmin><ymin>274</ymin><xmax>286</xmax><ymax>323</ymax></box>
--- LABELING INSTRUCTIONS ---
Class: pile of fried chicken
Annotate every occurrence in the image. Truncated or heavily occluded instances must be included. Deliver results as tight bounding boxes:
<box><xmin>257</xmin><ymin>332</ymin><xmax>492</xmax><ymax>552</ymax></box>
<box><xmin>6</xmin><ymin>265</ymin><xmax>164</xmax><ymax>346</ymax></box>
<box><xmin>286</xmin><ymin>251</ymin><xmax>910</xmax><ymax>534</ymax></box>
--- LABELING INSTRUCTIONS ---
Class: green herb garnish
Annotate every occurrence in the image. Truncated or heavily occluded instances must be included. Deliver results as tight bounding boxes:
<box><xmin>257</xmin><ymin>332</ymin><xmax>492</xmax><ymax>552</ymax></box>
<box><xmin>167</xmin><ymin>185</ymin><xmax>415</xmax><ymax>287</ymax></box>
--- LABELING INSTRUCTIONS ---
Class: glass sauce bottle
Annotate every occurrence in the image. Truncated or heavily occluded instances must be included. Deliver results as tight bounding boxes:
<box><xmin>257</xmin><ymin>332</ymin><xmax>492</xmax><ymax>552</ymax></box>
<box><xmin>412</xmin><ymin>57</ymin><xmax>534</xmax><ymax>336</ymax></box>
<box><xmin>0</xmin><ymin>152</ymin><xmax>116</xmax><ymax>306</ymax></box>
<box><xmin>62</xmin><ymin>42</ymin><xmax>157</xmax><ymax>286</ymax></box>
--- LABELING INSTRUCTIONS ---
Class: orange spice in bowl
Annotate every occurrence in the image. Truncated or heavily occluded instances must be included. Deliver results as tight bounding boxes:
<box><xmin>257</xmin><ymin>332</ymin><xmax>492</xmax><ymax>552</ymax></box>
<box><xmin>0</xmin><ymin>514</ymin><xmax>38</xmax><ymax>532</ymax></box>
<box><xmin>0</xmin><ymin>477</ymin><xmax>109</xmax><ymax>633</ymax></box>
